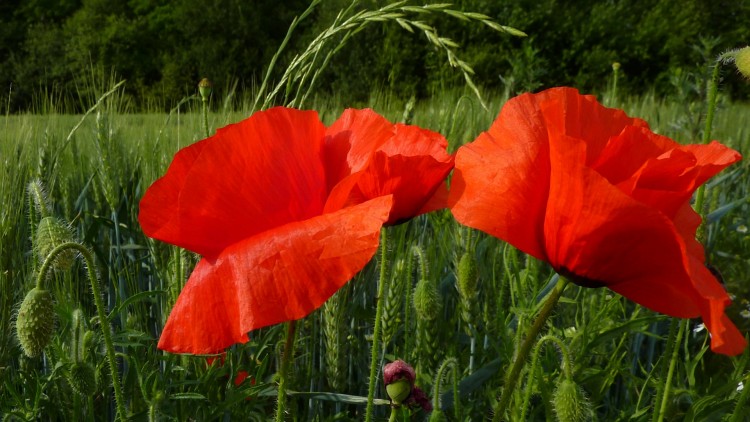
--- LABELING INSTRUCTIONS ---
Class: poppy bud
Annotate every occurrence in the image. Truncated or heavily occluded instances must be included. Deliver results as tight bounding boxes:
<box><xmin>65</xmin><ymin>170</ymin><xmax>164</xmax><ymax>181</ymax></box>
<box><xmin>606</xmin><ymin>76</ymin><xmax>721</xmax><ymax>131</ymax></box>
<box><xmin>384</xmin><ymin>360</ymin><xmax>415</xmax><ymax>405</ymax></box>
<box><xmin>198</xmin><ymin>78</ymin><xmax>213</xmax><ymax>102</ymax></box>
<box><xmin>457</xmin><ymin>252</ymin><xmax>478</xmax><ymax>299</ymax></box>
<box><xmin>16</xmin><ymin>288</ymin><xmax>56</xmax><ymax>357</ymax></box>
<box><xmin>552</xmin><ymin>378</ymin><xmax>590</xmax><ymax>422</ymax></box>
<box><xmin>386</xmin><ymin>378</ymin><xmax>412</xmax><ymax>405</ymax></box>
<box><xmin>612</xmin><ymin>62</ymin><xmax>621</xmax><ymax>72</ymax></box>
<box><xmin>69</xmin><ymin>362</ymin><xmax>97</xmax><ymax>396</ymax></box>
<box><xmin>35</xmin><ymin>217</ymin><xmax>76</xmax><ymax>271</ymax></box>
<box><xmin>413</xmin><ymin>278</ymin><xmax>441</xmax><ymax>321</ymax></box>
<box><xmin>734</xmin><ymin>47</ymin><xmax>750</xmax><ymax>79</ymax></box>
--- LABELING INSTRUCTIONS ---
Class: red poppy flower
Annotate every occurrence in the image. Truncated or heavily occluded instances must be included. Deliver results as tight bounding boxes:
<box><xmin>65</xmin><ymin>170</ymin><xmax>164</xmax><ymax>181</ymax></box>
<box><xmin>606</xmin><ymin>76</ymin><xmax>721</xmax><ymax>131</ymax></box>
<box><xmin>139</xmin><ymin>107</ymin><xmax>453</xmax><ymax>354</ymax></box>
<box><xmin>449</xmin><ymin>87</ymin><xmax>746</xmax><ymax>355</ymax></box>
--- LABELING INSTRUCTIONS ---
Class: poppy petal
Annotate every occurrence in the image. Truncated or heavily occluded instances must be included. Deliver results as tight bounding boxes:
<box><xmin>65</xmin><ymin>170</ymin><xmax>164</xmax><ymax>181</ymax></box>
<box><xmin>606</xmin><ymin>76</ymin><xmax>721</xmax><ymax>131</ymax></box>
<box><xmin>139</xmin><ymin>107</ymin><xmax>328</xmax><ymax>257</ymax></box>
<box><xmin>157</xmin><ymin>195</ymin><xmax>392</xmax><ymax>354</ymax></box>
<box><xmin>325</xmin><ymin>150</ymin><xmax>453</xmax><ymax>224</ymax></box>
<box><xmin>545</xmin><ymin>133</ymin><xmax>744</xmax><ymax>354</ymax></box>
<box><xmin>449</xmin><ymin>92</ymin><xmax>552</xmax><ymax>261</ymax></box>
<box><xmin>324</xmin><ymin>113</ymin><xmax>453</xmax><ymax>223</ymax></box>
<box><xmin>324</xmin><ymin>108</ymin><xmax>395</xmax><ymax>190</ymax></box>
<box><xmin>138</xmin><ymin>139</ymin><xmax>207</xmax><ymax>243</ymax></box>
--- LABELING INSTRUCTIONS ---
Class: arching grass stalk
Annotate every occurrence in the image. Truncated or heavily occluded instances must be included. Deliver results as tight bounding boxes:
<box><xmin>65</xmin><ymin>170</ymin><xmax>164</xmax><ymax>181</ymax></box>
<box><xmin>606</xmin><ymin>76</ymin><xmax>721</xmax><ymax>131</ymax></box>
<box><xmin>652</xmin><ymin>318</ymin><xmax>687</xmax><ymax>422</ymax></box>
<box><xmin>365</xmin><ymin>229</ymin><xmax>390</xmax><ymax>422</ymax></box>
<box><xmin>37</xmin><ymin>242</ymin><xmax>127</xmax><ymax>421</ymax></box>
<box><xmin>276</xmin><ymin>320</ymin><xmax>297</xmax><ymax>422</ymax></box>
<box><xmin>492</xmin><ymin>276</ymin><xmax>569</xmax><ymax>422</ymax></box>
<box><xmin>520</xmin><ymin>335</ymin><xmax>573</xmax><ymax>421</ymax></box>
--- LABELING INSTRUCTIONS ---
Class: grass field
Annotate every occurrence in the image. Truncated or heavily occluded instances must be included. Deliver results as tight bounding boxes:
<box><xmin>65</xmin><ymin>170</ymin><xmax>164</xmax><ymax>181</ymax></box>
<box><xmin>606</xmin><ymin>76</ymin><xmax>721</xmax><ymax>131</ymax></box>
<box><xmin>1</xmin><ymin>81</ymin><xmax>749</xmax><ymax>421</ymax></box>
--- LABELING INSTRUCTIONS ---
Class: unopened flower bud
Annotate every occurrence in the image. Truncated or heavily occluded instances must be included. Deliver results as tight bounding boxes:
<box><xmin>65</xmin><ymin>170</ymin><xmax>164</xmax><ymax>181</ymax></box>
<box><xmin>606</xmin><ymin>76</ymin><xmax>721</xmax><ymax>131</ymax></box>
<box><xmin>552</xmin><ymin>378</ymin><xmax>590</xmax><ymax>422</ymax></box>
<box><xmin>457</xmin><ymin>252</ymin><xmax>478</xmax><ymax>299</ymax></box>
<box><xmin>16</xmin><ymin>288</ymin><xmax>55</xmax><ymax>357</ymax></box>
<box><xmin>35</xmin><ymin>217</ymin><xmax>76</xmax><ymax>270</ymax></box>
<box><xmin>198</xmin><ymin>78</ymin><xmax>213</xmax><ymax>101</ymax></box>
<box><xmin>735</xmin><ymin>47</ymin><xmax>750</xmax><ymax>79</ymax></box>
<box><xmin>386</xmin><ymin>378</ymin><xmax>412</xmax><ymax>405</ymax></box>
<box><xmin>413</xmin><ymin>278</ymin><xmax>441</xmax><ymax>321</ymax></box>
<box><xmin>69</xmin><ymin>362</ymin><xmax>97</xmax><ymax>396</ymax></box>
<box><xmin>612</xmin><ymin>62</ymin><xmax>621</xmax><ymax>72</ymax></box>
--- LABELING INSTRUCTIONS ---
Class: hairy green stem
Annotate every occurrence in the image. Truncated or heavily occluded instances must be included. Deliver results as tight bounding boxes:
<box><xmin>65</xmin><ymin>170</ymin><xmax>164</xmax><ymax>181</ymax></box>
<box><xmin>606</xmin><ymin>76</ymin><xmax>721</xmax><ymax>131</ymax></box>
<box><xmin>654</xmin><ymin>319</ymin><xmax>686</xmax><ymax>422</ymax></box>
<box><xmin>366</xmin><ymin>230</ymin><xmax>390</xmax><ymax>422</ymax></box>
<box><xmin>276</xmin><ymin>320</ymin><xmax>297</xmax><ymax>422</ymax></box>
<box><xmin>201</xmin><ymin>98</ymin><xmax>210</xmax><ymax>139</ymax></box>
<box><xmin>492</xmin><ymin>277</ymin><xmax>569</xmax><ymax>422</ymax></box>
<box><xmin>520</xmin><ymin>334</ymin><xmax>573</xmax><ymax>421</ymax></box>
<box><xmin>37</xmin><ymin>242</ymin><xmax>127</xmax><ymax>420</ymax></box>
<box><xmin>388</xmin><ymin>406</ymin><xmax>398</xmax><ymax>422</ymax></box>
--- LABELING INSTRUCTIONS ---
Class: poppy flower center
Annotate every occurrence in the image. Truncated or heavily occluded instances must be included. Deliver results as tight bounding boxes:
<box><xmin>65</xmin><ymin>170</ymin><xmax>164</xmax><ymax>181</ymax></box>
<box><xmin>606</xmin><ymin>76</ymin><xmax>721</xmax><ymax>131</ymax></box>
<box><xmin>556</xmin><ymin>266</ymin><xmax>607</xmax><ymax>288</ymax></box>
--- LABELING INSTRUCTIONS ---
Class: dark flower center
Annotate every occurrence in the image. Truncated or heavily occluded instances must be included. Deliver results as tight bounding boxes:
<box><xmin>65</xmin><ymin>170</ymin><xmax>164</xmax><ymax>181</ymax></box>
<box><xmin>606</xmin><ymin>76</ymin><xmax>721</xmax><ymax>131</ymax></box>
<box><xmin>556</xmin><ymin>267</ymin><xmax>607</xmax><ymax>288</ymax></box>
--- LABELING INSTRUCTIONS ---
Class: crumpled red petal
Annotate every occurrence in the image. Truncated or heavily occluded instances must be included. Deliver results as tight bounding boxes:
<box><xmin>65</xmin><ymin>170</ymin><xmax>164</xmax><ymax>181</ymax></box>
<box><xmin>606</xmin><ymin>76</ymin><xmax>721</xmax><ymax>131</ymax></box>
<box><xmin>158</xmin><ymin>196</ymin><xmax>392</xmax><ymax>354</ymax></box>
<box><xmin>450</xmin><ymin>86</ymin><xmax>746</xmax><ymax>355</ymax></box>
<box><xmin>140</xmin><ymin>107</ymin><xmax>328</xmax><ymax>258</ymax></box>
<box><xmin>324</xmin><ymin>109</ymin><xmax>453</xmax><ymax>224</ymax></box>
<box><xmin>449</xmin><ymin>92</ymin><xmax>552</xmax><ymax>261</ymax></box>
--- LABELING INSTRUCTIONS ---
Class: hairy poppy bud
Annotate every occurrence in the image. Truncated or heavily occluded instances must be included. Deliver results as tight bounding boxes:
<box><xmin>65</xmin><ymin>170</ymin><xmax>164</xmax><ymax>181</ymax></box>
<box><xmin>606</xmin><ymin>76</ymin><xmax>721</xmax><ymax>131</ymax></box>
<box><xmin>735</xmin><ymin>47</ymin><xmax>750</xmax><ymax>79</ymax></box>
<box><xmin>16</xmin><ymin>288</ymin><xmax>55</xmax><ymax>357</ymax></box>
<box><xmin>198</xmin><ymin>78</ymin><xmax>213</xmax><ymax>101</ymax></box>
<box><xmin>612</xmin><ymin>62</ymin><xmax>621</xmax><ymax>72</ymax></box>
<box><xmin>35</xmin><ymin>217</ymin><xmax>76</xmax><ymax>270</ymax></box>
<box><xmin>413</xmin><ymin>278</ymin><xmax>441</xmax><ymax>321</ymax></box>
<box><xmin>552</xmin><ymin>378</ymin><xmax>590</xmax><ymax>422</ymax></box>
<box><xmin>69</xmin><ymin>362</ymin><xmax>97</xmax><ymax>396</ymax></box>
<box><xmin>457</xmin><ymin>252</ymin><xmax>478</xmax><ymax>299</ymax></box>
<box><xmin>384</xmin><ymin>360</ymin><xmax>415</xmax><ymax>405</ymax></box>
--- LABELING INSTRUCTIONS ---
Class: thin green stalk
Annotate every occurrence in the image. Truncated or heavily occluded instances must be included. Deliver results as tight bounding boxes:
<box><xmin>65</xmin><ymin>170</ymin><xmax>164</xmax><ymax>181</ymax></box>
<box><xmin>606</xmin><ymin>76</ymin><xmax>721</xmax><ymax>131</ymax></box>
<box><xmin>276</xmin><ymin>320</ymin><xmax>297</xmax><ymax>422</ymax></box>
<box><xmin>202</xmin><ymin>99</ymin><xmax>209</xmax><ymax>139</ymax></box>
<box><xmin>654</xmin><ymin>319</ymin><xmax>686</xmax><ymax>422</ymax></box>
<box><xmin>388</xmin><ymin>406</ymin><xmax>398</xmax><ymax>422</ymax></box>
<box><xmin>37</xmin><ymin>242</ymin><xmax>127</xmax><ymax>421</ymax></box>
<box><xmin>366</xmin><ymin>230</ymin><xmax>390</xmax><ymax>422</ymax></box>
<box><xmin>492</xmin><ymin>277</ymin><xmax>569</xmax><ymax>422</ymax></box>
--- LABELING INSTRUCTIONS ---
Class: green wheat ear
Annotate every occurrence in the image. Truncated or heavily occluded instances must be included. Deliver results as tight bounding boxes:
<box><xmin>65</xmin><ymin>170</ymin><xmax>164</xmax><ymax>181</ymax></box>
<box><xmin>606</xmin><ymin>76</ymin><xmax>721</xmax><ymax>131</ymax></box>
<box><xmin>16</xmin><ymin>287</ymin><xmax>55</xmax><ymax>358</ymax></box>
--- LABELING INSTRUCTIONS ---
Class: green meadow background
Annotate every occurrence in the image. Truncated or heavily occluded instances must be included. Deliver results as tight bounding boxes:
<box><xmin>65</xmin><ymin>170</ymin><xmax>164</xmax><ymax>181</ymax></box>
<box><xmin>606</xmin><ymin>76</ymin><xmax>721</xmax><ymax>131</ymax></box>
<box><xmin>1</xmin><ymin>1</ymin><xmax>750</xmax><ymax>421</ymax></box>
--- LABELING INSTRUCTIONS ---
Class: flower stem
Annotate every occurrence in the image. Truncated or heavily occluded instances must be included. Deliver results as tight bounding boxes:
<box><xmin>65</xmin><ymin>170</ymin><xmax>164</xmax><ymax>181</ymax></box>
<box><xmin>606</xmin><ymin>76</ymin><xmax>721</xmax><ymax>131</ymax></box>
<box><xmin>366</xmin><ymin>229</ymin><xmax>390</xmax><ymax>422</ymax></box>
<box><xmin>388</xmin><ymin>406</ymin><xmax>398</xmax><ymax>422</ymax></box>
<box><xmin>276</xmin><ymin>320</ymin><xmax>297</xmax><ymax>422</ymax></box>
<box><xmin>202</xmin><ymin>98</ymin><xmax>210</xmax><ymax>139</ymax></box>
<box><xmin>729</xmin><ymin>372</ymin><xmax>750</xmax><ymax>422</ymax></box>
<box><xmin>37</xmin><ymin>242</ymin><xmax>127</xmax><ymax>421</ymax></box>
<box><xmin>492</xmin><ymin>277</ymin><xmax>569</xmax><ymax>422</ymax></box>
<box><xmin>653</xmin><ymin>318</ymin><xmax>686</xmax><ymax>422</ymax></box>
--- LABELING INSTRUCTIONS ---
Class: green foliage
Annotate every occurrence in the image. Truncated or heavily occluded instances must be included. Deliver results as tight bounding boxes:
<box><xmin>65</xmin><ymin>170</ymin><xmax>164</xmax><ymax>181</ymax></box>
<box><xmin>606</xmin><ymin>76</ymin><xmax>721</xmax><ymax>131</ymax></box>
<box><xmin>3</xmin><ymin>0</ymin><xmax>750</xmax><ymax>112</ymax></box>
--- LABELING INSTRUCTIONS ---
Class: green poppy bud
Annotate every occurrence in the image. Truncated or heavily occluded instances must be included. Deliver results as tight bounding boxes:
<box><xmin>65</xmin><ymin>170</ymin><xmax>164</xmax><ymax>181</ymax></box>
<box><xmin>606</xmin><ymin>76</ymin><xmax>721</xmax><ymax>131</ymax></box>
<box><xmin>735</xmin><ymin>47</ymin><xmax>750</xmax><ymax>79</ymax></box>
<box><xmin>69</xmin><ymin>362</ymin><xmax>97</xmax><ymax>396</ymax></box>
<box><xmin>386</xmin><ymin>378</ymin><xmax>412</xmax><ymax>405</ymax></box>
<box><xmin>35</xmin><ymin>217</ymin><xmax>76</xmax><ymax>271</ymax></box>
<box><xmin>457</xmin><ymin>252</ymin><xmax>478</xmax><ymax>299</ymax></box>
<box><xmin>413</xmin><ymin>278</ymin><xmax>441</xmax><ymax>321</ymax></box>
<box><xmin>552</xmin><ymin>378</ymin><xmax>590</xmax><ymax>422</ymax></box>
<box><xmin>198</xmin><ymin>78</ymin><xmax>213</xmax><ymax>102</ymax></box>
<box><xmin>16</xmin><ymin>288</ymin><xmax>55</xmax><ymax>357</ymax></box>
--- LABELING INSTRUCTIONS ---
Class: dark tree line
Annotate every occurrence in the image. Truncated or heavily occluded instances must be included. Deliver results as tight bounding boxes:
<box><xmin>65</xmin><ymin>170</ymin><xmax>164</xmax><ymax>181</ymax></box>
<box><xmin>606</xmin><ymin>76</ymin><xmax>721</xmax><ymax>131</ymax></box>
<box><xmin>1</xmin><ymin>0</ymin><xmax>748</xmax><ymax>112</ymax></box>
